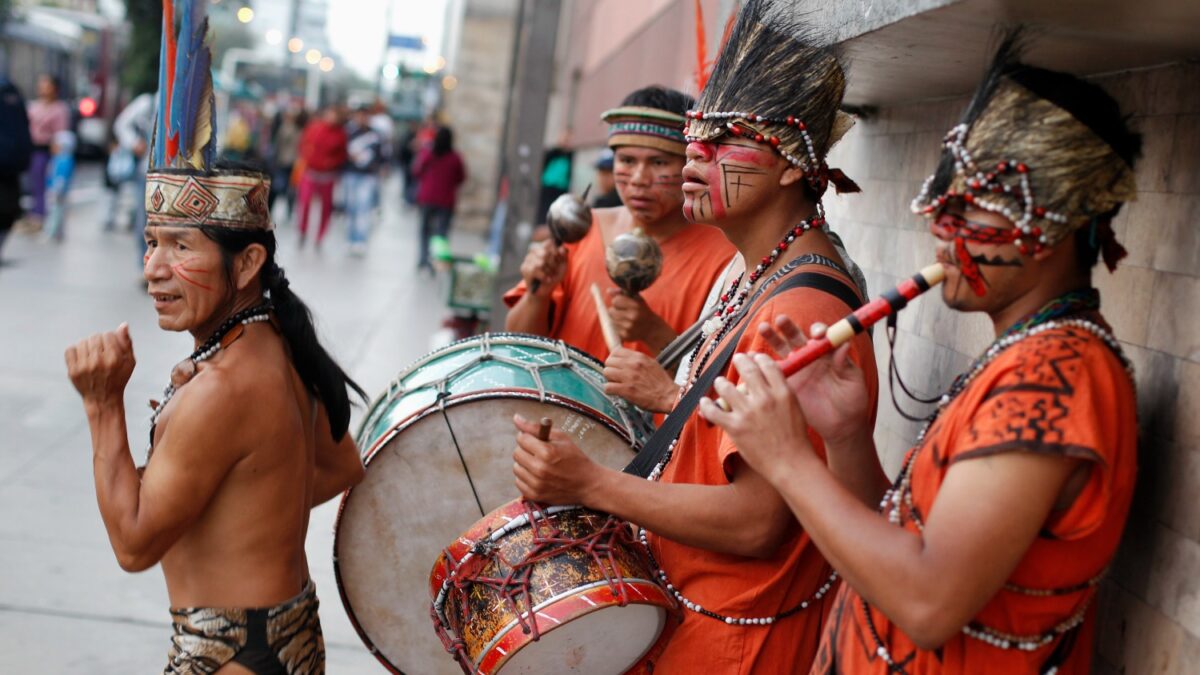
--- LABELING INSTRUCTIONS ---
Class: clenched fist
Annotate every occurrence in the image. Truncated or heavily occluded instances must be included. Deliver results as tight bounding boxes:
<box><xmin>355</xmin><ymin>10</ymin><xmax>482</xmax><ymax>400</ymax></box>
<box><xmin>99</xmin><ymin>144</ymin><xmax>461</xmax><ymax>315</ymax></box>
<box><xmin>65</xmin><ymin>323</ymin><xmax>136</xmax><ymax>411</ymax></box>
<box><xmin>603</xmin><ymin>347</ymin><xmax>680</xmax><ymax>413</ymax></box>
<box><xmin>605</xmin><ymin>288</ymin><xmax>675</xmax><ymax>353</ymax></box>
<box><xmin>520</xmin><ymin>240</ymin><xmax>568</xmax><ymax>297</ymax></box>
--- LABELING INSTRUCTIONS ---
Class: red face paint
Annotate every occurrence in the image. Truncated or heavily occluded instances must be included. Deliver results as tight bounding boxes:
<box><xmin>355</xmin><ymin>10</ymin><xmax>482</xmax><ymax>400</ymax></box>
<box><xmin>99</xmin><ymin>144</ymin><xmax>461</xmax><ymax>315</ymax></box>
<box><xmin>932</xmin><ymin>213</ymin><xmax>1022</xmax><ymax>297</ymax></box>
<box><xmin>954</xmin><ymin>236</ymin><xmax>988</xmax><ymax>297</ymax></box>
<box><xmin>172</xmin><ymin>260</ymin><xmax>215</xmax><ymax>292</ymax></box>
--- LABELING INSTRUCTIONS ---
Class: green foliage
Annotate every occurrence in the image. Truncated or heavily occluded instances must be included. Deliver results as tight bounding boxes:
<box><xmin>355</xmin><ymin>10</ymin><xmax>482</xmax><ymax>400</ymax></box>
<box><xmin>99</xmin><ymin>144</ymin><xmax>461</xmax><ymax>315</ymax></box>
<box><xmin>122</xmin><ymin>0</ymin><xmax>163</xmax><ymax>95</ymax></box>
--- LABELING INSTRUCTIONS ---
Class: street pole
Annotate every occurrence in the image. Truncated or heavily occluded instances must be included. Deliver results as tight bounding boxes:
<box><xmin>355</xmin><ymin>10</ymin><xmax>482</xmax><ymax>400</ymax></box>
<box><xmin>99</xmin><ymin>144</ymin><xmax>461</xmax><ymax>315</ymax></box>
<box><xmin>488</xmin><ymin>0</ymin><xmax>561</xmax><ymax>330</ymax></box>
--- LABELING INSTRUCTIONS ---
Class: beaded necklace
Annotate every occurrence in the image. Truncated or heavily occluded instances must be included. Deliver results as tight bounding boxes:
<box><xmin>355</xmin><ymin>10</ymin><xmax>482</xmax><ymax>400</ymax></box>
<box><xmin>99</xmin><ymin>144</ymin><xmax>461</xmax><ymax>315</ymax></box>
<box><xmin>867</xmin><ymin>289</ymin><xmax>1134</xmax><ymax>670</ymax></box>
<box><xmin>145</xmin><ymin>303</ymin><xmax>274</xmax><ymax>461</ymax></box>
<box><xmin>637</xmin><ymin>226</ymin><xmax>850</xmax><ymax>627</ymax></box>
<box><xmin>691</xmin><ymin>211</ymin><xmax>822</xmax><ymax>383</ymax></box>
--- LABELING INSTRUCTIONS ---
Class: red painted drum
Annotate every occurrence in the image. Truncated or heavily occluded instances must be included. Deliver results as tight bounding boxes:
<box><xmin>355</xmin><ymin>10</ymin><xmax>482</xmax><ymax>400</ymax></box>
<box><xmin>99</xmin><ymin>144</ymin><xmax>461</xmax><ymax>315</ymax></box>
<box><xmin>430</xmin><ymin>500</ymin><xmax>676</xmax><ymax>674</ymax></box>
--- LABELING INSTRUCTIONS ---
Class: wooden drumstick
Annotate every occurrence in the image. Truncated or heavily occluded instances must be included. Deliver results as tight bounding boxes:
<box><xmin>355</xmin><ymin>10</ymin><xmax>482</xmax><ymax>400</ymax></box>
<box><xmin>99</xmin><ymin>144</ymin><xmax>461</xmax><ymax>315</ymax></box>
<box><xmin>590</xmin><ymin>282</ymin><xmax>622</xmax><ymax>352</ymax></box>
<box><xmin>536</xmin><ymin>417</ymin><xmax>554</xmax><ymax>441</ymax></box>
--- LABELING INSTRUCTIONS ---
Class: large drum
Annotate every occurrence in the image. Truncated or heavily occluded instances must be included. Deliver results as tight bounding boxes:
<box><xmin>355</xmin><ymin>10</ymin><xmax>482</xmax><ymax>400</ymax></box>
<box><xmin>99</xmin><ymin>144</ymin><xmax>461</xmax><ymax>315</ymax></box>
<box><xmin>335</xmin><ymin>334</ymin><xmax>652</xmax><ymax>674</ymax></box>
<box><xmin>430</xmin><ymin>500</ymin><xmax>675</xmax><ymax>674</ymax></box>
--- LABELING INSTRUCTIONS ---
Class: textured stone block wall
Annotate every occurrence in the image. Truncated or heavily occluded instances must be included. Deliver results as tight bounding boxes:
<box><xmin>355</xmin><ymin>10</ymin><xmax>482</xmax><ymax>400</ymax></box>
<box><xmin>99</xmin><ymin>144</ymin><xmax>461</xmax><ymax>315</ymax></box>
<box><xmin>823</xmin><ymin>61</ymin><xmax>1200</xmax><ymax>673</ymax></box>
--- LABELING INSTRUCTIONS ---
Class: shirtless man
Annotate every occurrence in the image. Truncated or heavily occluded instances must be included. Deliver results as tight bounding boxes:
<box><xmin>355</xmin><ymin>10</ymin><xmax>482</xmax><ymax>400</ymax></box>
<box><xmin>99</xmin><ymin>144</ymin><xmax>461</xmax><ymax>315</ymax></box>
<box><xmin>66</xmin><ymin>162</ymin><xmax>364</xmax><ymax>673</ymax></box>
<box><xmin>65</xmin><ymin>14</ymin><xmax>362</xmax><ymax>671</ymax></box>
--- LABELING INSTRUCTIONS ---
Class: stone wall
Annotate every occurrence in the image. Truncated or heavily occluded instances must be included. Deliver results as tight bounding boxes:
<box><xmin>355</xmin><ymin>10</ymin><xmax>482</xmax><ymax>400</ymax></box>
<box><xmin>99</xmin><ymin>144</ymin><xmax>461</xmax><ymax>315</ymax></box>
<box><xmin>823</xmin><ymin>61</ymin><xmax>1200</xmax><ymax>674</ymax></box>
<box><xmin>441</xmin><ymin>1</ymin><xmax>517</xmax><ymax>234</ymax></box>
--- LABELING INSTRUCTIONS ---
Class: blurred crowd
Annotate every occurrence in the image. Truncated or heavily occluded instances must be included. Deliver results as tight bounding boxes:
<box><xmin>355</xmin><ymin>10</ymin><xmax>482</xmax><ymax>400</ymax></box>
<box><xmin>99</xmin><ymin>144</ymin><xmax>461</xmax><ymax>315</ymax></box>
<box><xmin>0</xmin><ymin>73</ymin><xmax>467</xmax><ymax>272</ymax></box>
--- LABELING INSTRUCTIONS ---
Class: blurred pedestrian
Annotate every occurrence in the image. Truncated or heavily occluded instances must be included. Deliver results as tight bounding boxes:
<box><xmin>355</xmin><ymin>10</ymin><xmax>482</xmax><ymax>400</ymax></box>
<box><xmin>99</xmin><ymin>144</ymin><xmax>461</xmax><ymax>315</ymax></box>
<box><xmin>0</xmin><ymin>76</ymin><xmax>32</xmax><ymax>263</ymax></box>
<box><xmin>296</xmin><ymin>105</ymin><xmax>348</xmax><ymax>248</ymax></box>
<box><xmin>112</xmin><ymin>91</ymin><xmax>156</xmax><ymax>267</ymax></box>
<box><xmin>536</xmin><ymin>134</ymin><xmax>573</xmax><ymax>223</ymax></box>
<box><xmin>398</xmin><ymin>120</ymin><xmax>419</xmax><ymax>205</ymax></box>
<box><xmin>41</xmin><ymin>130</ymin><xmax>76</xmax><ymax>242</ymax></box>
<box><xmin>590</xmin><ymin>148</ymin><xmax>622</xmax><ymax>208</ymax></box>
<box><xmin>343</xmin><ymin>105</ymin><xmax>385</xmax><ymax>256</ymax></box>
<box><xmin>21</xmin><ymin>74</ymin><xmax>70</xmax><ymax>231</ymax></box>
<box><xmin>269</xmin><ymin>105</ymin><xmax>306</xmax><ymax>219</ymax></box>
<box><xmin>412</xmin><ymin>126</ymin><xmax>466</xmax><ymax>272</ymax></box>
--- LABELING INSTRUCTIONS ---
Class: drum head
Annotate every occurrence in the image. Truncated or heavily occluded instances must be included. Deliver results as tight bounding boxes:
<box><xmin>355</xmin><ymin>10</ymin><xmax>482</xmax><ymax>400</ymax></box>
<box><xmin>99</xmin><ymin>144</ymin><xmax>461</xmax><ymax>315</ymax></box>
<box><xmin>336</xmin><ymin>395</ymin><xmax>637</xmax><ymax>674</ymax></box>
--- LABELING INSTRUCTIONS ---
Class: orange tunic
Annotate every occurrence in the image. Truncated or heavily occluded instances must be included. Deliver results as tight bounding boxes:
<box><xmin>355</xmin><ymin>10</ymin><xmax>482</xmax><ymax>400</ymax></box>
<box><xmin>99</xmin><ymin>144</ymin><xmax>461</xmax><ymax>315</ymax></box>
<box><xmin>645</xmin><ymin>269</ymin><xmax>880</xmax><ymax>674</ymax></box>
<box><xmin>503</xmin><ymin>218</ymin><xmax>735</xmax><ymax>362</ymax></box>
<box><xmin>812</xmin><ymin>321</ymin><xmax>1137</xmax><ymax>675</ymax></box>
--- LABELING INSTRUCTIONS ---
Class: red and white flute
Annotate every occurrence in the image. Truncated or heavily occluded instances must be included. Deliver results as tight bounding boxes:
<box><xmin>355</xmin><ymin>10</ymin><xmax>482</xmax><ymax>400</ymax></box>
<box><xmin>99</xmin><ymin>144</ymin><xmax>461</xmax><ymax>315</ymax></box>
<box><xmin>716</xmin><ymin>263</ymin><xmax>946</xmax><ymax>410</ymax></box>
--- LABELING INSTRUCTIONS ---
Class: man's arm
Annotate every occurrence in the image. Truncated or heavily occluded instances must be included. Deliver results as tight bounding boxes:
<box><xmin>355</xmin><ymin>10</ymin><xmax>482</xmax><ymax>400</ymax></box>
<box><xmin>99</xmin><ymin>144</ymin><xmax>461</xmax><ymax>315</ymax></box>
<box><xmin>701</xmin><ymin>354</ymin><xmax>1081</xmax><ymax>649</ymax></box>
<box><xmin>311</xmin><ymin>404</ymin><xmax>363</xmax><ymax>507</ymax></box>
<box><xmin>512</xmin><ymin>415</ymin><xmax>793</xmax><ymax>558</ymax></box>
<box><xmin>67</xmin><ymin>326</ymin><xmax>249</xmax><ymax>572</ymax></box>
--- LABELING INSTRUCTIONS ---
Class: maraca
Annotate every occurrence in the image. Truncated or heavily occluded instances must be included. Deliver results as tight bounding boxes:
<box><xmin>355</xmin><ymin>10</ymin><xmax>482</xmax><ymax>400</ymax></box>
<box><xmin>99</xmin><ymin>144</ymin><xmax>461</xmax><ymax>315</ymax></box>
<box><xmin>605</xmin><ymin>227</ymin><xmax>663</xmax><ymax>295</ymax></box>
<box><xmin>531</xmin><ymin>190</ymin><xmax>593</xmax><ymax>293</ymax></box>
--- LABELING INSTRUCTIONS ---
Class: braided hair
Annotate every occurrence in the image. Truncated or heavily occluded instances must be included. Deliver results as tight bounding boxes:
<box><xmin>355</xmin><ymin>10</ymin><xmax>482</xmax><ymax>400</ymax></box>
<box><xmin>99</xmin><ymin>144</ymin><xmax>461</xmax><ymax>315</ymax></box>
<box><xmin>200</xmin><ymin>224</ymin><xmax>366</xmax><ymax>441</ymax></box>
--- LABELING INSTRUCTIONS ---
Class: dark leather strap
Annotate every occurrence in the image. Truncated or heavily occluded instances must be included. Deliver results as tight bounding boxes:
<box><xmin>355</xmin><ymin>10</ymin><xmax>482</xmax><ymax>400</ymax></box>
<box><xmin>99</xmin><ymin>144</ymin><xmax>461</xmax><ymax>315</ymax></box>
<box><xmin>624</xmin><ymin>269</ymin><xmax>863</xmax><ymax>477</ymax></box>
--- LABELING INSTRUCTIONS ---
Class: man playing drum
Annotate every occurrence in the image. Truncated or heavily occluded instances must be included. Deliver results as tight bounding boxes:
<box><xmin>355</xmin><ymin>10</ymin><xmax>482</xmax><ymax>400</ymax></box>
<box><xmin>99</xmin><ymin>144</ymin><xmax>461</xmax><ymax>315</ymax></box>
<box><xmin>64</xmin><ymin>5</ymin><xmax>364</xmax><ymax>672</ymax></box>
<box><xmin>703</xmin><ymin>36</ymin><xmax>1141</xmax><ymax>675</ymax></box>
<box><xmin>513</xmin><ymin>4</ymin><xmax>880</xmax><ymax>671</ymax></box>
<box><xmin>504</xmin><ymin>86</ymin><xmax>735</xmax><ymax>361</ymax></box>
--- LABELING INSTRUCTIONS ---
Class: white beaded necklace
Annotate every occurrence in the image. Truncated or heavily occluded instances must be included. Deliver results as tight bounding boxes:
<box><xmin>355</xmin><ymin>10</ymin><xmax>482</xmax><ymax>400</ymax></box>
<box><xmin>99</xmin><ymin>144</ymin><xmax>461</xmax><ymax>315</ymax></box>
<box><xmin>869</xmin><ymin>316</ymin><xmax>1134</xmax><ymax>668</ymax></box>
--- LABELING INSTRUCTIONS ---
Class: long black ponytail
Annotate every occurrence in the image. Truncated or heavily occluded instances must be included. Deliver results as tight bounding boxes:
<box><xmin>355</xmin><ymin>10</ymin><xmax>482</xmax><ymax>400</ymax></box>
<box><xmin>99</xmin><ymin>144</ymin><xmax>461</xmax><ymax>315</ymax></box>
<box><xmin>200</xmin><ymin>224</ymin><xmax>367</xmax><ymax>441</ymax></box>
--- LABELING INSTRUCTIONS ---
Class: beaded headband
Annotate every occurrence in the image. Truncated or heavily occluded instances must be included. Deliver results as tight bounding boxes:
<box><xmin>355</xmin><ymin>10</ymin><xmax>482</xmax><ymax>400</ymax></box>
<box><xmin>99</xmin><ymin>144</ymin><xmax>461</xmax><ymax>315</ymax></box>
<box><xmin>601</xmin><ymin>106</ymin><xmax>688</xmax><ymax>156</ymax></box>
<box><xmin>912</xmin><ymin>62</ymin><xmax>1137</xmax><ymax>268</ymax></box>
<box><xmin>145</xmin><ymin>0</ymin><xmax>274</xmax><ymax>233</ymax></box>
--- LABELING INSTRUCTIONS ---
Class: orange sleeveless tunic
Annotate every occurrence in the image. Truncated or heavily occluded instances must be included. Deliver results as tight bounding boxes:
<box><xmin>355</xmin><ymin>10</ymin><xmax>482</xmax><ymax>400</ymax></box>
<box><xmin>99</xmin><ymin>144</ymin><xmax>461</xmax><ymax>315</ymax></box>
<box><xmin>812</xmin><ymin>322</ymin><xmax>1137</xmax><ymax>675</ymax></box>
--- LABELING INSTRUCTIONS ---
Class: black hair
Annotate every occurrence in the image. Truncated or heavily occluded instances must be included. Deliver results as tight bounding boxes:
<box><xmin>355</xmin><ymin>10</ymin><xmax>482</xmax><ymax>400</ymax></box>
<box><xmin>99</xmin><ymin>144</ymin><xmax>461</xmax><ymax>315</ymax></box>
<box><xmin>621</xmin><ymin>86</ymin><xmax>695</xmax><ymax>117</ymax></box>
<box><xmin>433</xmin><ymin>126</ymin><xmax>453</xmax><ymax>156</ymax></box>
<box><xmin>198</xmin><ymin>161</ymin><xmax>365</xmax><ymax>440</ymax></box>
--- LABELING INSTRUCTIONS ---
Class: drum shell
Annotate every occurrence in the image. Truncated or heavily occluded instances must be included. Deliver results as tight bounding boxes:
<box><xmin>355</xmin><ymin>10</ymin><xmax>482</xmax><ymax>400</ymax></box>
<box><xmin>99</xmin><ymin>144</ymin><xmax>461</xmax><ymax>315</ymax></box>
<box><xmin>430</xmin><ymin>500</ymin><xmax>675</xmax><ymax>674</ymax></box>
<box><xmin>335</xmin><ymin>334</ymin><xmax>651</xmax><ymax>674</ymax></box>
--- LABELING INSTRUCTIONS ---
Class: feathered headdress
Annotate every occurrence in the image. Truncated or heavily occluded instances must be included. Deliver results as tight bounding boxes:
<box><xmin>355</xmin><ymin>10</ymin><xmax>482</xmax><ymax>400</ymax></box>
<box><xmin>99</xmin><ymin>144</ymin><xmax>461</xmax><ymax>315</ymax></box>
<box><xmin>684</xmin><ymin>0</ymin><xmax>859</xmax><ymax>195</ymax></box>
<box><xmin>145</xmin><ymin>0</ymin><xmax>272</xmax><ymax>232</ymax></box>
<box><xmin>912</xmin><ymin>33</ymin><xmax>1137</xmax><ymax>270</ymax></box>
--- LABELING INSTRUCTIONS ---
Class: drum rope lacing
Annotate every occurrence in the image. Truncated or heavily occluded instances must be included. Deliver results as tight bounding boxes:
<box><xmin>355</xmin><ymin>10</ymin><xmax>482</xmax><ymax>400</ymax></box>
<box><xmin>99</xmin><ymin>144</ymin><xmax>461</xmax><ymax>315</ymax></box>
<box><xmin>432</xmin><ymin>502</ymin><xmax>640</xmax><ymax>672</ymax></box>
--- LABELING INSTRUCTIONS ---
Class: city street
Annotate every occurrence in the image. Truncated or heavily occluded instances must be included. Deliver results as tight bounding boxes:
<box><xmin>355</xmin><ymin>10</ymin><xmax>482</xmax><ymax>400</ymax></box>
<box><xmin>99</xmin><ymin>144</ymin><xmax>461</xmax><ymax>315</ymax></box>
<box><xmin>0</xmin><ymin>164</ymin><xmax>475</xmax><ymax>672</ymax></box>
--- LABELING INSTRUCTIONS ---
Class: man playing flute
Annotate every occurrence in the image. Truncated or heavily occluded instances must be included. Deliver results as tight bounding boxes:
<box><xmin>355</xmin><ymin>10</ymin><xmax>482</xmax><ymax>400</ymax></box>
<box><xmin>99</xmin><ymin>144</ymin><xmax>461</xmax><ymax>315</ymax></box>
<box><xmin>703</xmin><ymin>35</ymin><xmax>1140</xmax><ymax>675</ymax></box>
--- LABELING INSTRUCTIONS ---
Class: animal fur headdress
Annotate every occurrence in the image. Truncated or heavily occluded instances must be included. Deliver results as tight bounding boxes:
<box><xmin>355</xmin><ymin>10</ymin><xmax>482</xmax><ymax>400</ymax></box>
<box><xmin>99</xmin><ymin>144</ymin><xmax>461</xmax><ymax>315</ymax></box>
<box><xmin>912</xmin><ymin>34</ymin><xmax>1137</xmax><ymax>270</ymax></box>
<box><xmin>684</xmin><ymin>0</ymin><xmax>859</xmax><ymax>195</ymax></box>
<box><xmin>145</xmin><ymin>0</ymin><xmax>272</xmax><ymax>232</ymax></box>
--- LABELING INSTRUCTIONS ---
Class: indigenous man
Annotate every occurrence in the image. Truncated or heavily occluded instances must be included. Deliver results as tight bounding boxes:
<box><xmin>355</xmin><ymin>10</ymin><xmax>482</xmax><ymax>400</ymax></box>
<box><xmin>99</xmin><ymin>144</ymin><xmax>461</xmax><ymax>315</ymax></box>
<box><xmin>703</xmin><ymin>37</ymin><xmax>1140</xmax><ymax>675</ymax></box>
<box><xmin>512</xmin><ymin>4</ymin><xmax>879</xmax><ymax>671</ymax></box>
<box><xmin>504</xmin><ymin>85</ymin><xmax>735</xmax><ymax>361</ymax></box>
<box><xmin>64</xmin><ymin>7</ymin><xmax>364</xmax><ymax>673</ymax></box>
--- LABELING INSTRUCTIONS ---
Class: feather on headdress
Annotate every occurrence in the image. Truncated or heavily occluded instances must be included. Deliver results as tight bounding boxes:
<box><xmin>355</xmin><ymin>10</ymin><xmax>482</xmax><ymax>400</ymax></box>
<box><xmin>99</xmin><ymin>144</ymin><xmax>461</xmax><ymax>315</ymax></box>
<box><xmin>912</xmin><ymin>32</ymin><xmax>1137</xmax><ymax>270</ymax></box>
<box><xmin>685</xmin><ymin>0</ymin><xmax>858</xmax><ymax>195</ymax></box>
<box><xmin>145</xmin><ymin>0</ymin><xmax>271</xmax><ymax>232</ymax></box>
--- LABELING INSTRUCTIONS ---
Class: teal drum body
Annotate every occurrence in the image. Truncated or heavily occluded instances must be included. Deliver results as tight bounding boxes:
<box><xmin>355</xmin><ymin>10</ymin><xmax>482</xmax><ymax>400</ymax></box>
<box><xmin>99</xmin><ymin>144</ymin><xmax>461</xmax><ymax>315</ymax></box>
<box><xmin>335</xmin><ymin>333</ymin><xmax>652</xmax><ymax>675</ymax></box>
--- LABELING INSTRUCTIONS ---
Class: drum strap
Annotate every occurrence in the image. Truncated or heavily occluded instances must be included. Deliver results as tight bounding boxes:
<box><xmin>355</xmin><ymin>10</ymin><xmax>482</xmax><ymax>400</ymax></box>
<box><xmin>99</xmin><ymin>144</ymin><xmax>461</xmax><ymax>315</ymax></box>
<box><xmin>624</xmin><ymin>269</ymin><xmax>863</xmax><ymax>478</ymax></box>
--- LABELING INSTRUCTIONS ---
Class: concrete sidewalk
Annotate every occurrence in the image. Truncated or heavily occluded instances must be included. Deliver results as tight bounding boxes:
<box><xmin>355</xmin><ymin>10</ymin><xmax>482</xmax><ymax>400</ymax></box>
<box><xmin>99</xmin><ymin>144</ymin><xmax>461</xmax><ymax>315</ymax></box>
<box><xmin>0</xmin><ymin>171</ymin><xmax>482</xmax><ymax>672</ymax></box>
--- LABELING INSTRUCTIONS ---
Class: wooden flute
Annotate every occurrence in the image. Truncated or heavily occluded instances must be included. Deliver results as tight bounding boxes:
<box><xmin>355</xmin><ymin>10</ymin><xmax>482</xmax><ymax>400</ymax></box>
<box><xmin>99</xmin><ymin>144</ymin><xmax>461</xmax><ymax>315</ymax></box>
<box><xmin>716</xmin><ymin>263</ymin><xmax>946</xmax><ymax>410</ymax></box>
